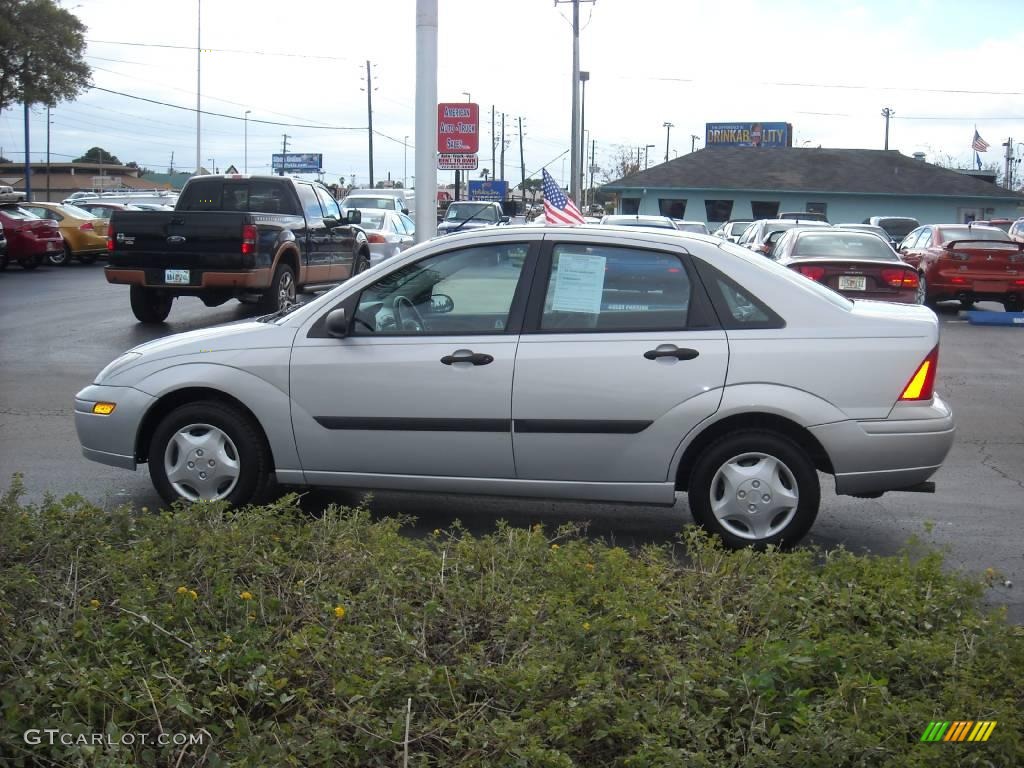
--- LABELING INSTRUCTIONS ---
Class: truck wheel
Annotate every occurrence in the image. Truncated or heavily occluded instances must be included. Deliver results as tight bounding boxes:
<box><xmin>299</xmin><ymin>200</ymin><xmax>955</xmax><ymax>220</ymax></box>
<box><xmin>0</xmin><ymin>255</ymin><xmax>7</xmax><ymax>270</ymax></box>
<box><xmin>353</xmin><ymin>250</ymin><xmax>370</xmax><ymax>276</ymax></box>
<box><xmin>149</xmin><ymin>400</ymin><xmax>273</xmax><ymax>506</ymax></box>
<box><xmin>687</xmin><ymin>430</ymin><xmax>819</xmax><ymax>550</ymax></box>
<box><xmin>130</xmin><ymin>285</ymin><xmax>173</xmax><ymax>323</ymax></box>
<box><xmin>259</xmin><ymin>263</ymin><xmax>296</xmax><ymax>313</ymax></box>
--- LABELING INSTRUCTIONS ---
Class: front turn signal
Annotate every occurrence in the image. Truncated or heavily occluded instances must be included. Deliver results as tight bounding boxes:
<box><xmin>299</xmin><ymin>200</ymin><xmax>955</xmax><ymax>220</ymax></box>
<box><xmin>92</xmin><ymin>402</ymin><xmax>117</xmax><ymax>415</ymax></box>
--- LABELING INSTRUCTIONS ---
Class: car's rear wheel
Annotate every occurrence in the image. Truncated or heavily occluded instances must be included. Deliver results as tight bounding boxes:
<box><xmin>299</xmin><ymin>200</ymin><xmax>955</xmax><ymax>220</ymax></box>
<box><xmin>149</xmin><ymin>400</ymin><xmax>273</xmax><ymax>506</ymax></box>
<box><xmin>914</xmin><ymin>274</ymin><xmax>927</xmax><ymax>305</ymax></box>
<box><xmin>1005</xmin><ymin>297</ymin><xmax>1023</xmax><ymax>313</ymax></box>
<box><xmin>350</xmin><ymin>250</ymin><xmax>370</xmax><ymax>278</ymax></box>
<box><xmin>959</xmin><ymin>299</ymin><xmax>975</xmax><ymax>310</ymax></box>
<box><xmin>78</xmin><ymin>253</ymin><xmax>98</xmax><ymax>265</ymax></box>
<box><xmin>47</xmin><ymin>243</ymin><xmax>72</xmax><ymax>267</ymax></box>
<box><xmin>19</xmin><ymin>258</ymin><xmax>39</xmax><ymax>271</ymax></box>
<box><xmin>688</xmin><ymin>430</ymin><xmax>820</xmax><ymax>550</ymax></box>
<box><xmin>130</xmin><ymin>285</ymin><xmax>173</xmax><ymax>323</ymax></box>
<box><xmin>259</xmin><ymin>263</ymin><xmax>296</xmax><ymax>313</ymax></box>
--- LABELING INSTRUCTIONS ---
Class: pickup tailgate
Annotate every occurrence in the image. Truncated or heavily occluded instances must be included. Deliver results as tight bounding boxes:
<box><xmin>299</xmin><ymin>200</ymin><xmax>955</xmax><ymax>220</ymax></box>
<box><xmin>107</xmin><ymin>210</ymin><xmax>253</xmax><ymax>273</ymax></box>
<box><xmin>935</xmin><ymin>239</ymin><xmax>1024</xmax><ymax>293</ymax></box>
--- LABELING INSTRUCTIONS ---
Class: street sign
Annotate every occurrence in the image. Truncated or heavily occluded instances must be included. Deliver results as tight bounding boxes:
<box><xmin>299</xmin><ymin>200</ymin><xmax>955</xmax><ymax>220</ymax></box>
<box><xmin>468</xmin><ymin>179</ymin><xmax>508</xmax><ymax>201</ymax></box>
<box><xmin>437</xmin><ymin>103</ymin><xmax>479</xmax><ymax>154</ymax></box>
<box><xmin>438</xmin><ymin>153</ymin><xmax>479</xmax><ymax>171</ymax></box>
<box><xmin>271</xmin><ymin>153</ymin><xmax>323</xmax><ymax>172</ymax></box>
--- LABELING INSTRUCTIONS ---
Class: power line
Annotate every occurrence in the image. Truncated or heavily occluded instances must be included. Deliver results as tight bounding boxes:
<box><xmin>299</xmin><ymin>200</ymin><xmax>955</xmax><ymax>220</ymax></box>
<box><xmin>612</xmin><ymin>75</ymin><xmax>1024</xmax><ymax>97</ymax></box>
<box><xmin>87</xmin><ymin>38</ymin><xmax>353</xmax><ymax>63</ymax></box>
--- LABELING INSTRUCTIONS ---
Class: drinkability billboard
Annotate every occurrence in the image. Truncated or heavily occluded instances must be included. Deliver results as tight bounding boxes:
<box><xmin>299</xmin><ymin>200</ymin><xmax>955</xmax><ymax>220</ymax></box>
<box><xmin>705</xmin><ymin>123</ymin><xmax>792</xmax><ymax>148</ymax></box>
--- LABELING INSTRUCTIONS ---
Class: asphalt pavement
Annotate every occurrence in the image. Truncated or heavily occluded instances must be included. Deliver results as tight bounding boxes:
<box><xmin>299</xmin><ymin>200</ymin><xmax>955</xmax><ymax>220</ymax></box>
<box><xmin>1</xmin><ymin>262</ymin><xmax>1021</xmax><ymax>622</ymax></box>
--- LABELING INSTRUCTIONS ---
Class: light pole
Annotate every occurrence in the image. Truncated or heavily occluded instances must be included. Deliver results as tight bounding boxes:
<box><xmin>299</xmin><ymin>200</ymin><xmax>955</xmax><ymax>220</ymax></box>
<box><xmin>208</xmin><ymin>157</ymin><xmax>215</xmax><ymax>175</ymax></box>
<box><xmin>644</xmin><ymin>144</ymin><xmax>655</xmax><ymax>169</ymax></box>
<box><xmin>690</xmin><ymin>134</ymin><xmax>700</xmax><ymax>153</ymax></box>
<box><xmin>881</xmin><ymin>107</ymin><xmax>894</xmax><ymax>150</ymax></box>
<box><xmin>663</xmin><ymin>122</ymin><xmax>674</xmax><ymax>164</ymax></box>
<box><xmin>244</xmin><ymin>110</ymin><xmax>251</xmax><ymax>174</ymax></box>
<box><xmin>579</xmin><ymin>70</ymin><xmax>589</xmax><ymax>205</ymax></box>
<box><xmin>403</xmin><ymin>135</ymin><xmax>409</xmax><ymax>189</ymax></box>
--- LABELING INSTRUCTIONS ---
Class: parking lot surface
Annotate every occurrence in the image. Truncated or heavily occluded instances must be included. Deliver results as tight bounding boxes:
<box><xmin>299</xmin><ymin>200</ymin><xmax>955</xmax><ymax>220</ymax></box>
<box><xmin>1</xmin><ymin>263</ymin><xmax>1021</xmax><ymax>621</ymax></box>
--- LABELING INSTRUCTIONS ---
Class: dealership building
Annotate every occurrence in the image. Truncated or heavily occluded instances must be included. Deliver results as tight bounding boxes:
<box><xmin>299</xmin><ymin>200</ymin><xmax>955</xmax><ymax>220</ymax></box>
<box><xmin>602</xmin><ymin>123</ymin><xmax>1024</xmax><ymax>226</ymax></box>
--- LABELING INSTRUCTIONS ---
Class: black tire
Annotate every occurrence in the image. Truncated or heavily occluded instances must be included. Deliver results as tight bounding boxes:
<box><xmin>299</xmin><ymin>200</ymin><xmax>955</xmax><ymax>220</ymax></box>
<box><xmin>914</xmin><ymin>273</ymin><xmax>927</xmax><ymax>305</ymax></box>
<box><xmin>19</xmin><ymin>259</ymin><xmax>39</xmax><ymax>271</ymax></box>
<box><xmin>149</xmin><ymin>400</ymin><xmax>274</xmax><ymax>507</ymax></box>
<box><xmin>0</xmin><ymin>255</ymin><xmax>8</xmax><ymax>270</ymax></box>
<box><xmin>959</xmin><ymin>299</ymin><xmax>975</xmax><ymax>310</ymax></box>
<box><xmin>130</xmin><ymin>285</ymin><xmax>173</xmax><ymax>323</ymax></box>
<box><xmin>1005</xmin><ymin>297</ymin><xmax>1023</xmax><ymax>313</ymax></box>
<box><xmin>47</xmin><ymin>243</ymin><xmax>72</xmax><ymax>267</ymax></box>
<box><xmin>352</xmin><ymin>250</ymin><xmax>370</xmax><ymax>277</ymax></box>
<box><xmin>258</xmin><ymin>263</ymin><xmax>296</xmax><ymax>313</ymax></box>
<box><xmin>687</xmin><ymin>430</ymin><xmax>820</xmax><ymax>550</ymax></box>
<box><xmin>78</xmin><ymin>253</ymin><xmax>99</xmax><ymax>265</ymax></box>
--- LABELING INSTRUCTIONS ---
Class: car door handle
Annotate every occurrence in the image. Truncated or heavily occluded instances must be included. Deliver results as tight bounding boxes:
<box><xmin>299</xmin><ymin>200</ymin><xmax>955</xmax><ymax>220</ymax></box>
<box><xmin>441</xmin><ymin>351</ymin><xmax>494</xmax><ymax>366</ymax></box>
<box><xmin>644</xmin><ymin>346</ymin><xmax>699</xmax><ymax>361</ymax></box>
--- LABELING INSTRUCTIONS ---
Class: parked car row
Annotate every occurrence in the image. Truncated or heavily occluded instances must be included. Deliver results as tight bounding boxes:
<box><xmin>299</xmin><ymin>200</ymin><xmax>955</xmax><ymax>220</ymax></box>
<box><xmin>0</xmin><ymin>201</ymin><xmax>125</xmax><ymax>270</ymax></box>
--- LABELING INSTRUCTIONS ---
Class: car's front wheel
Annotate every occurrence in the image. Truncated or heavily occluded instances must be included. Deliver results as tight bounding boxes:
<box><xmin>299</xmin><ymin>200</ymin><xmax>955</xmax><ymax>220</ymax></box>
<box><xmin>915</xmin><ymin>273</ymin><xmax>927</xmax><ymax>305</ymax></box>
<box><xmin>688</xmin><ymin>430</ymin><xmax>820</xmax><ymax>550</ymax></box>
<box><xmin>149</xmin><ymin>400</ymin><xmax>273</xmax><ymax>506</ymax></box>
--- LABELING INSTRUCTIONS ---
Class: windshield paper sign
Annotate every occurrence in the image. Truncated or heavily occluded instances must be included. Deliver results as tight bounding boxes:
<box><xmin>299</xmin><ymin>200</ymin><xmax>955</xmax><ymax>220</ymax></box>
<box><xmin>705</xmin><ymin>122</ymin><xmax>792</xmax><ymax>148</ymax></box>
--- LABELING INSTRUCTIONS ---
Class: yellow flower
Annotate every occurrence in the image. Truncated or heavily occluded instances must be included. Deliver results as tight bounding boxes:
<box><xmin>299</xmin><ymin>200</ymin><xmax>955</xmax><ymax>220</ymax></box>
<box><xmin>141</xmin><ymin>506</ymin><xmax>149</xmax><ymax>513</ymax></box>
<box><xmin>176</xmin><ymin>586</ymin><xmax>188</xmax><ymax>595</ymax></box>
<box><xmin>585</xmin><ymin>562</ymin><xmax>595</xmax><ymax>571</ymax></box>
<box><xmin>550</xmin><ymin>543</ymin><xmax>560</xmax><ymax>550</ymax></box>
<box><xmin>89</xmin><ymin>599</ymin><xmax>100</xmax><ymax>609</ymax></box>
<box><xmin>432</xmin><ymin>529</ymin><xmax>441</xmax><ymax>536</ymax></box>
<box><xmin>334</xmin><ymin>605</ymin><xmax>347</xmax><ymax>620</ymax></box>
<box><xmin>239</xmin><ymin>591</ymin><xmax>253</xmax><ymax>601</ymax></box>
<box><xmin>582</xmin><ymin>622</ymin><xmax>591</xmax><ymax>631</ymax></box>
<box><xmin>247</xmin><ymin>613</ymin><xmax>256</xmax><ymax>621</ymax></box>
<box><xmin>188</xmin><ymin>590</ymin><xmax>198</xmax><ymax>601</ymax></box>
<box><xmin>532</xmin><ymin>524</ymin><xmax>543</xmax><ymax>534</ymax></box>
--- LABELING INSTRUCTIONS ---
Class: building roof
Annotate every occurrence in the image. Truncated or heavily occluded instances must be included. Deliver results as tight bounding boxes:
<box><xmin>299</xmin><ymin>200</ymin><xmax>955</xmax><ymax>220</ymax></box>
<box><xmin>603</xmin><ymin>147</ymin><xmax>1024</xmax><ymax>200</ymax></box>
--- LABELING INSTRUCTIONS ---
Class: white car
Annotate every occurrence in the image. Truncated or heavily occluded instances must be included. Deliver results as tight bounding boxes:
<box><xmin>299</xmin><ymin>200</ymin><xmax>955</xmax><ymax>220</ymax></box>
<box><xmin>0</xmin><ymin>185</ymin><xmax>26</xmax><ymax>203</ymax></box>
<box><xmin>356</xmin><ymin>209</ymin><xmax>416</xmax><ymax>265</ymax></box>
<box><xmin>75</xmin><ymin>226</ymin><xmax>954</xmax><ymax>549</ymax></box>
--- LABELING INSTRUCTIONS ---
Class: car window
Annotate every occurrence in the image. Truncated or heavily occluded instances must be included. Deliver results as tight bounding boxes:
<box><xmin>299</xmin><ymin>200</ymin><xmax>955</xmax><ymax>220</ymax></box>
<box><xmin>295</xmin><ymin>184</ymin><xmax>323</xmax><ymax>221</ymax></box>
<box><xmin>937</xmin><ymin>226</ymin><xmax>1011</xmax><ymax>243</ymax></box>
<box><xmin>344</xmin><ymin>196</ymin><xmax>396</xmax><ymax>210</ymax></box>
<box><xmin>314</xmin><ymin>186</ymin><xmax>342</xmax><ymax>219</ymax></box>
<box><xmin>399</xmin><ymin>213</ymin><xmax>415</xmax><ymax>236</ymax></box>
<box><xmin>359</xmin><ymin>211</ymin><xmax>387</xmax><ymax>230</ymax></box>
<box><xmin>352</xmin><ymin>243</ymin><xmax>528</xmax><ymax>335</ymax></box>
<box><xmin>913</xmin><ymin>228</ymin><xmax>932</xmax><ymax>248</ymax></box>
<box><xmin>540</xmin><ymin>244</ymin><xmax>691</xmax><ymax>332</ymax></box>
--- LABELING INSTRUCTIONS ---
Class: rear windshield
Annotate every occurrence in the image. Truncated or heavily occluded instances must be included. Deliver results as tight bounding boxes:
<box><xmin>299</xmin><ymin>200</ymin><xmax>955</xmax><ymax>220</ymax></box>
<box><xmin>875</xmin><ymin>218</ymin><xmax>919</xmax><ymax>238</ymax></box>
<box><xmin>0</xmin><ymin>206</ymin><xmax>37</xmax><ymax>220</ymax></box>
<box><xmin>61</xmin><ymin>204</ymin><xmax>96</xmax><ymax>219</ymax></box>
<box><xmin>937</xmin><ymin>227</ymin><xmax>1011</xmax><ymax>243</ymax></box>
<box><xmin>674</xmin><ymin>223</ymin><xmax>709</xmax><ymax>234</ymax></box>
<box><xmin>603</xmin><ymin>216</ymin><xmax>675</xmax><ymax>229</ymax></box>
<box><xmin>178</xmin><ymin>180</ymin><xmax>298</xmax><ymax>215</ymax></box>
<box><xmin>343</xmin><ymin>197</ymin><xmax>397</xmax><ymax>210</ymax></box>
<box><xmin>793</xmin><ymin>232</ymin><xmax>897</xmax><ymax>260</ymax></box>
<box><xmin>359</xmin><ymin>211</ymin><xmax>387</xmax><ymax>230</ymax></box>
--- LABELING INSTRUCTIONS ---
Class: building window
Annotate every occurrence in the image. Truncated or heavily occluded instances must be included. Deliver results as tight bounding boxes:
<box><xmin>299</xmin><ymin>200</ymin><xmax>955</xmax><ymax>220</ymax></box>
<box><xmin>621</xmin><ymin>198</ymin><xmax>640</xmax><ymax>215</ymax></box>
<box><xmin>704</xmin><ymin>199</ymin><xmax>734</xmax><ymax>223</ymax></box>
<box><xmin>751</xmin><ymin>200</ymin><xmax>779</xmax><ymax>219</ymax></box>
<box><xmin>658</xmin><ymin>199</ymin><xmax>687</xmax><ymax>219</ymax></box>
<box><xmin>806</xmin><ymin>202</ymin><xmax>827</xmax><ymax>217</ymax></box>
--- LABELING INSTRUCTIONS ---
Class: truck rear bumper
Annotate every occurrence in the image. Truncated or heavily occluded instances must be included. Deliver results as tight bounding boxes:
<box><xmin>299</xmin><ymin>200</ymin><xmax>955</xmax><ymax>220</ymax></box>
<box><xmin>105</xmin><ymin>267</ymin><xmax>271</xmax><ymax>290</ymax></box>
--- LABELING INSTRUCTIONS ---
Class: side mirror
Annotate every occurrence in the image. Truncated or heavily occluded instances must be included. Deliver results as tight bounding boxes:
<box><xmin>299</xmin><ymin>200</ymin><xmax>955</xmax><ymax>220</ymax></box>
<box><xmin>325</xmin><ymin>308</ymin><xmax>349</xmax><ymax>338</ymax></box>
<box><xmin>401</xmin><ymin>208</ymin><xmax>410</xmax><ymax>215</ymax></box>
<box><xmin>430</xmin><ymin>293</ymin><xmax>454</xmax><ymax>314</ymax></box>
<box><xmin>346</xmin><ymin>209</ymin><xmax>361</xmax><ymax>225</ymax></box>
<box><xmin>322</xmin><ymin>216</ymin><xmax>339</xmax><ymax>228</ymax></box>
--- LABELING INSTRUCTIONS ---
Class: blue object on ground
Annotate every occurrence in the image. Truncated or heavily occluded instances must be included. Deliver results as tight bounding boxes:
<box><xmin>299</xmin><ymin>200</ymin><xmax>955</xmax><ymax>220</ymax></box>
<box><xmin>963</xmin><ymin>311</ymin><xmax>1024</xmax><ymax>326</ymax></box>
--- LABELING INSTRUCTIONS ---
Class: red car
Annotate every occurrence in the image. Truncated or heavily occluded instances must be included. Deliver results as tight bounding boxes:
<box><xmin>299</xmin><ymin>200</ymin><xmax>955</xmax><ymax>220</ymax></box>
<box><xmin>773</xmin><ymin>228</ymin><xmax>922</xmax><ymax>304</ymax></box>
<box><xmin>898</xmin><ymin>224</ymin><xmax>1024</xmax><ymax>312</ymax></box>
<box><xmin>0</xmin><ymin>205</ymin><xmax>64</xmax><ymax>270</ymax></box>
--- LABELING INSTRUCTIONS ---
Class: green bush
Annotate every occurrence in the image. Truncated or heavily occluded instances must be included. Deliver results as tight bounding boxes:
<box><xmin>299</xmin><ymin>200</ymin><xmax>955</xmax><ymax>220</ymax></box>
<box><xmin>0</xmin><ymin>475</ymin><xmax>1021</xmax><ymax>767</ymax></box>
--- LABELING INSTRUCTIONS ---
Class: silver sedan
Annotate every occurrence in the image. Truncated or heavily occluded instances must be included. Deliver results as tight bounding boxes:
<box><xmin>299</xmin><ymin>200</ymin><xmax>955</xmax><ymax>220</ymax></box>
<box><xmin>356</xmin><ymin>209</ymin><xmax>416</xmax><ymax>266</ymax></box>
<box><xmin>75</xmin><ymin>226</ymin><xmax>954</xmax><ymax>549</ymax></box>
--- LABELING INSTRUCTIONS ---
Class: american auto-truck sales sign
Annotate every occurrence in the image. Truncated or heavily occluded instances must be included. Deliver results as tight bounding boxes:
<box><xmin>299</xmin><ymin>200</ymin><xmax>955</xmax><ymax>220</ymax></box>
<box><xmin>437</xmin><ymin>103</ymin><xmax>479</xmax><ymax>153</ymax></box>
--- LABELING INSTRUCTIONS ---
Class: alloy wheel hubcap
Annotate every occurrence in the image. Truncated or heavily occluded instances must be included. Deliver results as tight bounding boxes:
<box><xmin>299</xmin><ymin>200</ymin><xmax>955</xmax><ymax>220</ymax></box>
<box><xmin>163</xmin><ymin>423</ymin><xmax>240</xmax><ymax>501</ymax></box>
<box><xmin>278</xmin><ymin>272</ymin><xmax>295</xmax><ymax>310</ymax></box>
<box><xmin>709</xmin><ymin>452</ymin><xmax>799</xmax><ymax>541</ymax></box>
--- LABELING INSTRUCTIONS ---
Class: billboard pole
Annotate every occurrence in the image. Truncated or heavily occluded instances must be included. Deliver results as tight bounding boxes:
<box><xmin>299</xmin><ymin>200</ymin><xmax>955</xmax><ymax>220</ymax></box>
<box><xmin>415</xmin><ymin>0</ymin><xmax>438</xmax><ymax>242</ymax></box>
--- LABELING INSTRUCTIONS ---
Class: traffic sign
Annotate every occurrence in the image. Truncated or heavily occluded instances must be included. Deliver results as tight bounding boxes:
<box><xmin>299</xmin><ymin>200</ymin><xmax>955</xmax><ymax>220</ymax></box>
<box><xmin>437</xmin><ymin>103</ymin><xmax>479</xmax><ymax>154</ymax></box>
<box><xmin>438</xmin><ymin>153</ymin><xmax>479</xmax><ymax>170</ymax></box>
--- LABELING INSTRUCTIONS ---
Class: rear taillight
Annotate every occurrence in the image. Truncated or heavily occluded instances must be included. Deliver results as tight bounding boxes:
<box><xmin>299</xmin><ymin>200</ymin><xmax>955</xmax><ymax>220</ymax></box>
<box><xmin>241</xmin><ymin>224</ymin><xmax>257</xmax><ymax>256</ymax></box>
<box><xmin>899</xmin><ymin>346</ymin><xmax>939</xmax><ymax>401</ymax></box>
<box><xmin>797</xmin><ymin>265</ymin><xmax>826</xmax><ymax>281</ymax></box>
<box><xmin>366</xmin><ymin>233</ymin><xmax>387</xmax><ymax>244</ymax></box>
<box><xmin>106</xmin><ymin>224</ymin><xmax>115</xmax><ymax>251</ymax></box>
<box><xmin>881</xmin><ymin>268</ymin><xmax>918</xmax><ymax>288</ymax></box>
<box><xmin>79</xmin><ymin>222</ymin><xmax>94</xmax><ymax>231</ymax></box>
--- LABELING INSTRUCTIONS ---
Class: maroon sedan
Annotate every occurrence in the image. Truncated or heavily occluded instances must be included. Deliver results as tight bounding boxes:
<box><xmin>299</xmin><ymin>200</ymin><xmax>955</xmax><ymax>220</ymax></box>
<box><xmin>0</xmin><ymin>205</ymin><xmax>63</xmax><ymax>270</ymax></box>
<box><xmin>774</xmin><ymin>228</ymin><xmax>922</xmax><ymax>304</ymax></box>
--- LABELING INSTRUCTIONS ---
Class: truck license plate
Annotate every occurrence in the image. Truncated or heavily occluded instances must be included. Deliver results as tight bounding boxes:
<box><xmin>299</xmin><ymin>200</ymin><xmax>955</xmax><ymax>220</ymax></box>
<box><xmin>165</xmin><ymin>269</ymin><xmax>190</xmax><ymax>284</ymax></box>
<box><xmin>838</xmin><ymin>275</ymin><xmax>866</xmax><ymax>291</ymax></box>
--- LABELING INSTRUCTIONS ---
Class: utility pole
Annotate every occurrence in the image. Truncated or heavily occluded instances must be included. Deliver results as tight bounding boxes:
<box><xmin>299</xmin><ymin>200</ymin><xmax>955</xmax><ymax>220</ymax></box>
<box><xmin>196</xmin><ymin>0</ymin><xmax>201</xmax><ymax>176</ymax></box>
<box><xmin>554</xmin><ymin>0</ymin><xmax>595</xmax><ymax>204</ymax></box>
<box><xmin>244</xmin><ymin>110</ymin><xmax>251</xmax><ymax>174</ymax></box>
<box><xmin>579</xmin><ymin>70</ymin><xmax>589</xmax><ymax>205</ymax></box>
<box><xmin>279</xmin><ymin>134</ymin><xmax>290</xmax><ymax>176</ymax></box>
<box><xmin>644</xmin><ymin>144</ymin><xmax>655</xmax><ymax>169</ymax></box>
<box><xmin>589</xmin><ymin>138</ymin><xmax>596</xmax><ymax>210</ymax></box>
<box><xmin>491</xmin><ymin>106</ymin><xmax>496</xmax><ymax>190</ymax></box>
<box><xmin>1003</xmin><ymin>138</ymin><xmax>1014</xmax><ymax>190</ymax></box>
<box><xmin>46</xmin><ymin>106</ymin><xmax>52</xmax><ymax>201</ymax></box>
<box><xmin>500</xmin><ymin>112</ymin><xmax>506</xmax><ymax>181</ymax></box>
<box><xmin>414</xmin><ymin>0</ymin><xmax>438</xmax><ymax>242</ymax></box>
<box><xmin>519</xmin><ymin>116</ymin><xmax>526</xmax><ymax>213</ymax></box>
<box><xmin>365</xmin><ymin>60</ymin><xmax>375</xmax><ymax>187</ymax></box>
<box><xmin>663</xmin><ymin>121</ymin><xmax>673</xmax><ymax>163</ymax></box>
<box><xmin>403</xmin><ymin>135</ymin><xmax>409</xmax><ymax>189</ymax></box>
<box><xmin>169</xmin><ymin>151</ymin><xmax>175</xmax><ymax>174</ymax></box>
<box><xmin>22</xmin><ymin>101</ymin><xmax>30</xmax><ymax>201</ymax></box>
<box><xmin>881</xmin><ymin>107</ymin><xmax>894</xmax><ymax>150</ymax></box>
<box><xmin>636</xmin><ymin>146</ymin><xmax>641</xmax><ymax>168</ymax></box>
<box><xmin>690</xmin><ymin>134</ymin><xmax>700</xmax><ymax>153</ymax></box>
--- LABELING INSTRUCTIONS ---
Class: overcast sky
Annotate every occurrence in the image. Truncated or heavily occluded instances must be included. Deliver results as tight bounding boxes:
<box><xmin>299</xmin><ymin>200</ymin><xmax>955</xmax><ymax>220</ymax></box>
<box><xmin>2</xmin><ymin>0</ymin><xmax>1022</xmax><ymax>189</ymax></box>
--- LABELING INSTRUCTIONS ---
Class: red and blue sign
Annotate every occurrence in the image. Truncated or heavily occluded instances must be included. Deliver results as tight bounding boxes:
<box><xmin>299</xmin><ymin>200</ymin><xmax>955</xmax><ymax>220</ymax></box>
<box><xmin>705</xmin><ymin>122</ymin><xmax>792</xmax><ymax>148</ymax></box>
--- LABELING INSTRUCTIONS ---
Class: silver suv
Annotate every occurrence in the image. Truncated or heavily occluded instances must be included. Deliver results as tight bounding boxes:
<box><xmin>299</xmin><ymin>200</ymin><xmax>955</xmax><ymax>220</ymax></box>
<box><xmin>76</xmin><ymin>226</ymin><xmax>954</xmax><ymax>549</ymax></box>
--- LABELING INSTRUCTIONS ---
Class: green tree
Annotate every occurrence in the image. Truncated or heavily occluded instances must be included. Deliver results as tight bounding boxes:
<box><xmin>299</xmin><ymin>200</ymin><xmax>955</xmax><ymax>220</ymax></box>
<box><xmin>73</xmin><ymin>147</ymin><xmax>122</xmax><ymax>165</ymax></box>
<box><xmin>0</xmin><ymin>0</ymin><xmax>91</xmax><ymax>110</ymax></box>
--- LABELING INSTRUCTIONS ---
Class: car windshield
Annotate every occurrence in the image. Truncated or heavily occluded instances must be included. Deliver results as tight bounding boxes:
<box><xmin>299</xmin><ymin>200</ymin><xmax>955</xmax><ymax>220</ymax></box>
<box><xmin>359</xmin><ymin>211</ymin><xmax>387</xmax><ymax>230</ymax></box>
<box><xmin>344</xmin><ymin>197</ymin><xmax>396</xmax><ymax>210</ymax></box>
<box><xmin>445</xmin><ymin>203</ymin><xmax>496</xmax><ymax>222</ymax></box>
<box><xmin>938</xmin><ymin>227</ymin><xmax>1011</xmax><ymax>243</ymax></box>
<box><xmin>61</xmin><ymin>204</ymin><xmax>96</xmax><ymax>219</ymax></box>
<box><xmin>876</xmin><ymin>218</ymin><xmax>919</xmax><ymax>238</ymax></box>
<box><xmin>793</xmin><ymin>232</ymin><xmax>897</xmax><ymax>260</ymax></box>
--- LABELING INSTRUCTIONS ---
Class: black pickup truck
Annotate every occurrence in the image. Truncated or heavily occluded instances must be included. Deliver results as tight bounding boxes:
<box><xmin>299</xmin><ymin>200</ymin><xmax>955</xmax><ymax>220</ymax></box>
<box><xmin>106</xmin><ymin>175</ymin><xmax>370</xmax><ymax>323</ymax></box>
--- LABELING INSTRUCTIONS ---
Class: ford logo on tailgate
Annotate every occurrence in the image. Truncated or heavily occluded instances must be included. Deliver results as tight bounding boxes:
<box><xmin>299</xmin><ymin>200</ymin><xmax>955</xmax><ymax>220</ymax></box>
<box><xmin>167</xmin><ymin>235</ymin><xmax>187</xmax><ymax>244</ymax></box>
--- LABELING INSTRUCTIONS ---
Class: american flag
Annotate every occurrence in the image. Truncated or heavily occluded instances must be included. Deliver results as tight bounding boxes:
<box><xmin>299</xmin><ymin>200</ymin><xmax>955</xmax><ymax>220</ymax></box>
<box><xmin>972</xmin><ymin>129</ymin><xmax>990</xmax><ymax>153</ymax></box>
<box><xmin>542</xmin><ymin>168</ymin><xmax>584</xmax><ymax>225</ymax></box>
